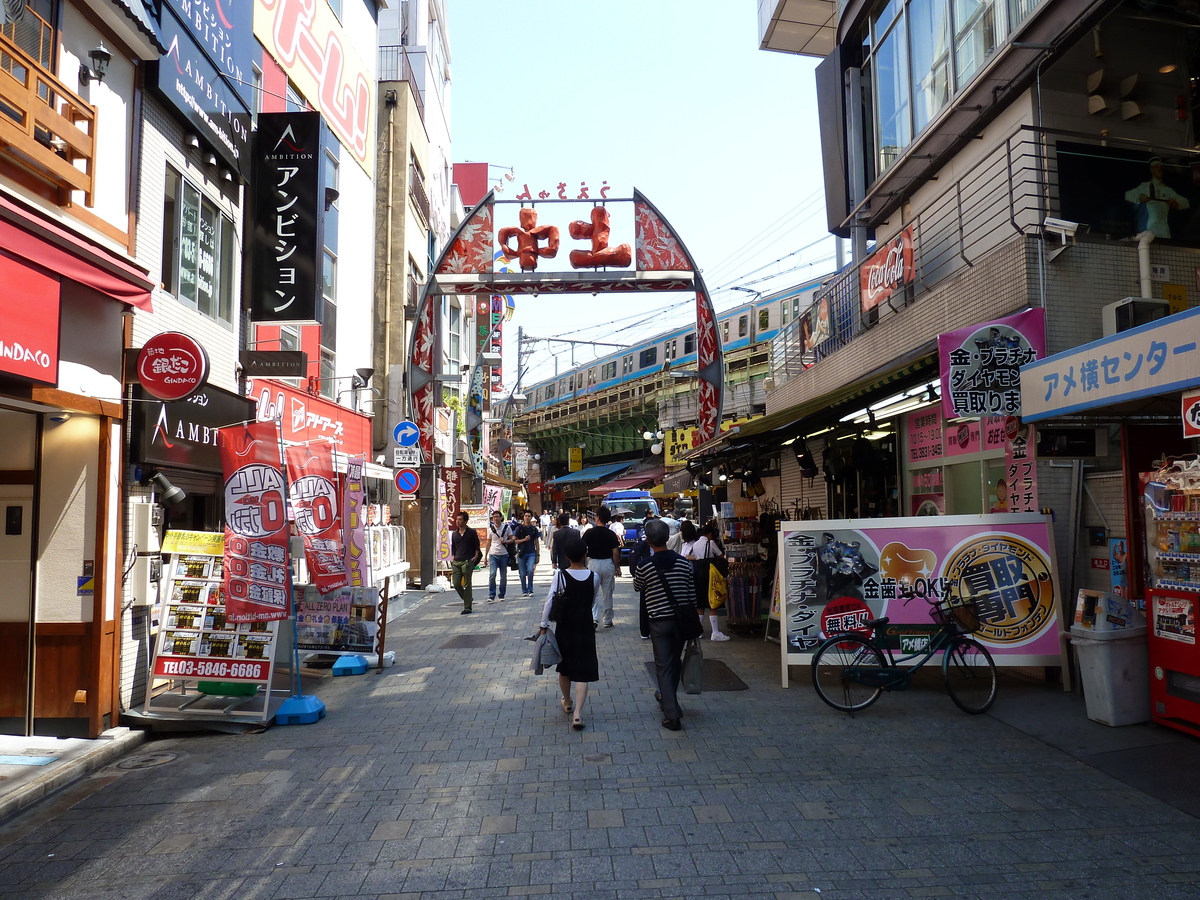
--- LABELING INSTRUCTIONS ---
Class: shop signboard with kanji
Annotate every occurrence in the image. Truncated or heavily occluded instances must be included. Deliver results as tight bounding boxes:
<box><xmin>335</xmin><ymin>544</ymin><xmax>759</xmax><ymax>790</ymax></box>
<box><xmin>939</xmin><ymin>308</ymin><xmax>1045</xmax><ymax>418</ymax></box>
<box><xmin>245</xmin><ymin>377</ymin><xmax>371</xmax><ymax>457</ymax></box>
<box><xmin>1021</xmin><ymin>305</ymin><xmax>1200</xmax><ymax>421</ymax></box>
<box><xmin>285</xmin><ymin>443</ymin><xmax>347</xmax><ymax>594</ymax></box>
<box><xmin>777</xmin><ymin>514</ymin><xmax>1065</xmax><ymax>683</ymax></box>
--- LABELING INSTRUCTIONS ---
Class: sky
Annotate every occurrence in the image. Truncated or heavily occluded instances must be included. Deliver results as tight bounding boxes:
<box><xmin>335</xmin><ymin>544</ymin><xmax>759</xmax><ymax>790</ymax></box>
<box><xmin>447</xmin><ymin>0</ymin><xmax>834</xmax><ymax>389</ymax></box>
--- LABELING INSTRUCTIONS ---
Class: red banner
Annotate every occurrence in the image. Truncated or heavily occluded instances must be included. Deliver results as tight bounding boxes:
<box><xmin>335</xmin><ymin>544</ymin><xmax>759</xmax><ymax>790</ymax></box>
<box><xmin>245</xmin><ymin>377</ymin><xmax>372</xmax><ymax>457</ymax></box>
<box><xmin>286</xmin><ymin>443</ymin><xmax>348</xmax><ymax>595</ymax></box>
<box><xmin>219</xmin><ymin>422</ymin><xmax>292</xmax><ymax>622</ymax></box>
<box><xmin>343</xmin><ymin>454</ymin><xmax>368</xmax><ymax>587</ymax></box>
<box><xmin>860</xmin><ymin>225</ymin><xmax>916</xmax><ymax>312</ymax></box>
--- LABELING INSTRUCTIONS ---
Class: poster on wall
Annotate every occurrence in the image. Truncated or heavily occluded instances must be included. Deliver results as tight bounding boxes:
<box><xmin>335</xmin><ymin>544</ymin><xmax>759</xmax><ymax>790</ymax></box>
<box><xmin>1110</xmin><ymin>537</ymin><xmax>1130</xmax><ymax>600</ymax></box>
<box><xmin>939</xmin><ymin>308</ymin><xmax>1045</xmax><ymax>419</ymax></box>
<box><xmin>285</xmin><ymin>444</ymin><xmax>347</xmax><ymax>594</ymax></box>
<box><xmin>777</xmin><ymin>514</ymin><xmax>1065</xmax><ymax>681</ymax></box>
<box><xmin>801</xmin><ymin>295</ymin><xmax>831</xmax><ymax>354</ymax></box>
<box><xmin>1005</xmin><ymin>421</ymin><xmax>1039</xmax><ymax>513</ymax></box>
<box><xmin>860</xmin><ymin>225</ymin><xmax>916</xmax><ymax>312</ymax></box>
<box><xmin>219</xmin><ymin>422</ymin><xmax>292</xmax><ymax>622</ymax></box>
<box><xmin>1153</xmin><ymin>592</ymin><xmax>1195</xmax><ymax>644</ymax></box>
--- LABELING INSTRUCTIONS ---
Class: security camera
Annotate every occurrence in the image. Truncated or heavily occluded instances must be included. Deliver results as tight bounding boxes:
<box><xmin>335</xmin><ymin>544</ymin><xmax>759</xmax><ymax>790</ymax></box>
<box><xmin>1043</xmin><ymin>217</ymin><xmax>1080</xmax><ymax>239</ymax></box>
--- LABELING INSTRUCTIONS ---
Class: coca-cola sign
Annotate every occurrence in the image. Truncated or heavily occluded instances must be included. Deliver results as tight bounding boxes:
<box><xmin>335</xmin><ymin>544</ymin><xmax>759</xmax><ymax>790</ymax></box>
<box><xmin>860</xmin><ymin>225</ymin><xmax>916</xmax><ymax>312</ymax></box>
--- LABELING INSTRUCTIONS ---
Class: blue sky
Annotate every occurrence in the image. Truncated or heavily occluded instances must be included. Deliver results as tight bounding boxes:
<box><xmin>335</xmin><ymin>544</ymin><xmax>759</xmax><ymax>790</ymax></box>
<box><xmin>447</xmin><ymin>0</ymin><xmax>833</xmax><ymax>387</ymax></box>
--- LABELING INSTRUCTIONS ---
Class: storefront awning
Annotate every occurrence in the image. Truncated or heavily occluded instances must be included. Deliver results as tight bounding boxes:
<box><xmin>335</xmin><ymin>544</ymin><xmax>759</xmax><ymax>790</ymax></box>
<box><xmin>0</xmin><ymin>194</ymin><xmax>154</xmax><ymax>310</ymax></box>
<box><xmin>683</xmin><ymin>344</ymin><xmax>938</xmax><ymax>460</ymax></box>
<box><xmin>662</xmin><ymin>469</ymin><xmax>694</xmax><ymax>495</ymax></box>
<box><xmin>485</xmin><ymin>471</ymin><xmax>523</xmax><ymax>490</ymax></box>
<box><xmin>588</xmin><ymin>467</ymin><xmax>664</xmax><ymax>495</ymax></box>
<box><xmin>547</xmin><ymin>461</ymin><xmax>634</xmax><ymax>486</ymax></box>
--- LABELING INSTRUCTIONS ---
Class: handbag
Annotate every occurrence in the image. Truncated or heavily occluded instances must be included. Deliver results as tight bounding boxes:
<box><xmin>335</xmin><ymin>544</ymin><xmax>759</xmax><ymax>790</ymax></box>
<box><xmin>653</xmin><ymin>558</ymin><xmax>703</xmax><ymax>640</ymax></box>
<box><xmin>547</xmin><ymin>572</ymin><xmax>567</xmax><ymax>622</ymax></box>
<box><xmin>681</xmin><ymin>638</ymin><xmax>703</xmax><ymax>694</ymax></box>
<box><xmin>708</xmin><ymin>561</ymin><xmax>728</xmax><ymax>609</ymax></box>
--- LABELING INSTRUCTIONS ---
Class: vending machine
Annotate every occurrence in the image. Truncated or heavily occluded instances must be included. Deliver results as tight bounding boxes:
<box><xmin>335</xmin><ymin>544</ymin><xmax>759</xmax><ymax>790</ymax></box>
<box><xmin>1142</xmin><ymin>477</ymin><xmax>1200</xmax><ymax>736</ymax></box>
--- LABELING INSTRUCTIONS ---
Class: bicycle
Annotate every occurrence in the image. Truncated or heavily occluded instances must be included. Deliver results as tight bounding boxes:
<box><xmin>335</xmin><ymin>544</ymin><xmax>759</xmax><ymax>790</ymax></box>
<box><xmin>810</xmin><ymin>597</ymin><xmax>998</xmax><ymax>714</ymax></box>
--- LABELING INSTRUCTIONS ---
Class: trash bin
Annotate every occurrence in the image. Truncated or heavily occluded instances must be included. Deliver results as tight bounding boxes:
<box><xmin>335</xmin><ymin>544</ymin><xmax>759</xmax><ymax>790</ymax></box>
<box><xmin>1069</xmin><ymin>625</ymin><xmax>1150</xmax><ymax>727</ymax></box>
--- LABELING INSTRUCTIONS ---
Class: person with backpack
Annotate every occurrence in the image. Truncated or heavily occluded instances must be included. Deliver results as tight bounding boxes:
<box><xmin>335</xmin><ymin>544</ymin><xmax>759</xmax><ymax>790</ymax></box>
<box><xmin>486</xmin><ymin>510</ymin><xmax>515</xmax><ymax>602</ymax></box>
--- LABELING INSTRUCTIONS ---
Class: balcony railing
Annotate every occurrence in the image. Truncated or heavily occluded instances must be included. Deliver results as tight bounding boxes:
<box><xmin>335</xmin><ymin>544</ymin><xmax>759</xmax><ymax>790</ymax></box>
<box><xmin>771</xmin><ymin>124</ymin><xmax>1200</xmax><ymax>389</ymax></box>
<box><xmin>378</xmin><ymin>44</ymin><xmax>425</xmax><ymax>125</ymax></box>
<box><xmin>0</xmin><ymin>30</ymin><xmax>96</xmax><ymax>206</ymax></box>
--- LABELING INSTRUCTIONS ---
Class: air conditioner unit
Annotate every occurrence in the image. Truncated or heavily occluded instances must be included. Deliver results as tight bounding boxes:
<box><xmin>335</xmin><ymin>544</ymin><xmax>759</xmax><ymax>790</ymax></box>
<box><xmin>1102</xmin><ymin>297</ymin><xmax>1170</xmax><ymax>336</ymax></box>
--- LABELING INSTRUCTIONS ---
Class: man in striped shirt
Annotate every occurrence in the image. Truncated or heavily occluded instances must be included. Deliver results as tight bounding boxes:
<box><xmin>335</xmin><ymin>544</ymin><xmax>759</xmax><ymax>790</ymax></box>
<box><xmin>634</xmin><ymin>518</ymin><xmax>697</xmax><ymax>731</ymax></box>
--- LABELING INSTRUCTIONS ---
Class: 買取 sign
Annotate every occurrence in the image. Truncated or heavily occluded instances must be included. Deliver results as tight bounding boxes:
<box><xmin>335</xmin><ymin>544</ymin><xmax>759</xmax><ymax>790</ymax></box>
<box><xmin>1020</xmin><ymin>306</ymin><xmax>1200</xmax><ymax>421</ymax></box>
<box><xmin>939</xmin><ymin>308</ymin><xmax>1045</xmax><ymax>419</ymax></box>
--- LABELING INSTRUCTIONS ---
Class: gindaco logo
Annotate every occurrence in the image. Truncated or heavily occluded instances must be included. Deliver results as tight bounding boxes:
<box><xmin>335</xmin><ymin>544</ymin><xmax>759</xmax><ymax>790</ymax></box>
<box><xmin>0</xmin><ymin>339</ymin><xmax>53</xmax><ymax>369</ymax></box>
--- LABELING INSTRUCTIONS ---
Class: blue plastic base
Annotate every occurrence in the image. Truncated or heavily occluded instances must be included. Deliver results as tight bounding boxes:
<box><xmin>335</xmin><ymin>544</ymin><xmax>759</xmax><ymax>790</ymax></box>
<box><xmin>275</xmin><ymin>694</ymin><xmax>326</xmax><ymax>725</ymax></box>
<box><xmin>331</xmin><ymin>655</ymin><xmax>369</xmax><ymax>676</ymax></box>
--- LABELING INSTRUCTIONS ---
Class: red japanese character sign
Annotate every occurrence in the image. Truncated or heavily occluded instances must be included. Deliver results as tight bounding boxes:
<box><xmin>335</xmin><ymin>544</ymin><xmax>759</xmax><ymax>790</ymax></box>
<box><xmin>137</xmin><ymin>332</ymin><xmax>210</xmax><ymax>402</ymax></box>
<box><xmin>286</xmin><ymin>443</ymin><xmax>347</xmax><ymax>595</ymax></box>
<box><xmin>569</xmin><ymin>207</ymin><xmax>632</xmax><ymax>269</ymax></box>
<box><xmin>219</xmin><ymin>422</ymin><xmax>292</xmax><ymax>622</ymax></box>
<box><xmin>498</xmin><ymin>207</ymin><xmax>560</xmax><ymax>271</ymax></box>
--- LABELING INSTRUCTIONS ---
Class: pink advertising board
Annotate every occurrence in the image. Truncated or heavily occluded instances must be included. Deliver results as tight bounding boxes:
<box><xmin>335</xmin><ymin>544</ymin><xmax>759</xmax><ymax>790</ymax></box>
<box><xmin>777</xmin><ymin>513</ymin><xmax>1065</xmax><ymax>681</ymax></box>
<box><xmin>938</xmin><ymin>308</ymin><xmax>1045</xmax><ymax>419</ymax></box>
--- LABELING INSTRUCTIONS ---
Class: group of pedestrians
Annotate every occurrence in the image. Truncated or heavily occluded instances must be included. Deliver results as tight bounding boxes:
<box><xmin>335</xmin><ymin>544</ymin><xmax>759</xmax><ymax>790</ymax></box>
<box><xmin>450</xmin><ymin>503</ymin><xmax>726</xmax><ymax>732</ymax></box>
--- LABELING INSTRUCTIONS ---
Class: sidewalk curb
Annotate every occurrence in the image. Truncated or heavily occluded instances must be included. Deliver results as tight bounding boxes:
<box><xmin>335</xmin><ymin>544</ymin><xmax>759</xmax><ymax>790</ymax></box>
<box><xmin>0</xmin><ymin>727</ymin><xmax>145</xmax><ymax>823</ymax></box>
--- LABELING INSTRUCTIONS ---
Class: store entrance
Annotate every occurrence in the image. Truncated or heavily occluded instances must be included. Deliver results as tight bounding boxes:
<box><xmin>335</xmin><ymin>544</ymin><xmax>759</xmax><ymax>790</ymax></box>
<box><xmin>0</xmin><ymin>486</ymin><xmax>34</xmax><ymax>735</ymax></box>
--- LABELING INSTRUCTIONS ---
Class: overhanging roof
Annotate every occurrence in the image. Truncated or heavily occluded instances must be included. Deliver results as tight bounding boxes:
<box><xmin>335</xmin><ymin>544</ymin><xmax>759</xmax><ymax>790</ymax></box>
<box><xmin>547</xmin><ymin>461</ymin><xmax>633</xmax><ymax>486</ymax></box>
<box><xmin>588</xmin><ymin>467</ymin><xmax>664</xmax><ymax>495</ymax></box>
<box><xmin>758</xmin><ymin>0</ymin><xmax>836</xmax><ymax>59</ymax></box>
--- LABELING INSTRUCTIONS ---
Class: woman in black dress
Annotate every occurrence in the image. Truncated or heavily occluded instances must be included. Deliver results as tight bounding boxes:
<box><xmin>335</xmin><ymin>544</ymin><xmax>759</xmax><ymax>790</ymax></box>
<box><xmin>538</xmin><ymin>535</ymin><xmax>600</xmax><ymax>730</ymax></box>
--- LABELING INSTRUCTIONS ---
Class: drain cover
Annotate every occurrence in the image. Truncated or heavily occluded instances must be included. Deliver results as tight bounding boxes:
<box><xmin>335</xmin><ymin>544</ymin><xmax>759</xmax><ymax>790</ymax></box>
<box><xmin>117</xmin><ymin>751</ymin><xmax>179</xmax><ymax>770</ymax></box>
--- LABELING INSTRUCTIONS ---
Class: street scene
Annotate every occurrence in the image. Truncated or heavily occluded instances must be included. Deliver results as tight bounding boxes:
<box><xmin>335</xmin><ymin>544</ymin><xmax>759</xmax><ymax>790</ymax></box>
<box><xmin>2</xmin><ymin>565</ymin><xmax>1200</xmax><ymax>899</ymax></box>
<box><xmin>5</xmin><ymin>1</ymin><xmax>1200</xmax><ymax>898</ymax></box>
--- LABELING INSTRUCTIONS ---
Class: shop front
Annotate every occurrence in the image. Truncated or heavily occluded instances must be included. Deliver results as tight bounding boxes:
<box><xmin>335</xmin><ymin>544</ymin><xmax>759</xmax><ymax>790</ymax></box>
<box><xmin>1022</xmin><ymin>306</ymin><xmax>1200</xmax><ymax>736</ymax></box>
<box><xmin>0</xmin><ymin>196</ymin><xmax>154</xmax><ymax>738</ymax></box>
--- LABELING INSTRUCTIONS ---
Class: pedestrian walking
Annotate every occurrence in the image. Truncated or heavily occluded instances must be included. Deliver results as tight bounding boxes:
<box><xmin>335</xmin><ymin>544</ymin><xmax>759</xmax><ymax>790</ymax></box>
<box><xmin>540</xmin><ymin>510</ymin><xmax>552</xmax><ymax>547</ymax></box>
<box><xmin>577</xmin><ymin>512</ymin><xmax>592</xmax><ymax>535</ymax></box>
<box><xmin>450</xmin><ymin>510</ymin><xmax>481</xmax><ymax>614</ymax></box>
<box><xmin>634</xmin><ymin>518</ymin><xmax>698</xmax><ymax>731</ymax></box>
<box><xmin>584</xmin><ymin>506</ymin><xmax>621</xmax><ymax>627</ymax></box>
<box><xmin>537</xmin><ymin>535</ymin><xmax>599</xmax><ymax>730</ymax></box>
<box><xmin>486</xmin><ymin>510</ymin><xmax>515</xmax><ymax>602</ymax></box>
<box><xmin>515</xmin><ymin>510</ymin><xmax>541</xmax><ymax>597</ymax></box>
<box><xmin>549</xmin><ymin>513</ymin><xmax>578</xmax><ymax>570</ymax></box>
<box><xmin>681</xmin><ymin>520</ymin><xmax>729</xmax><ymax>641</ymax></box>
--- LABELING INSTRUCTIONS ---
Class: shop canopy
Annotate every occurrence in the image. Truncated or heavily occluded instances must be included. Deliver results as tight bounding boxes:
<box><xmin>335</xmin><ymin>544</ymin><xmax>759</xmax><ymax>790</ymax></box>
<box><xmin>547</xmin><ymin>461</ymin><xmax>633</xmax><ymax>486</ymax></box>
<box><xmin>588</xmin><ymin>466</ymin><xmax>664</xmax><ymax>495</ymax></box>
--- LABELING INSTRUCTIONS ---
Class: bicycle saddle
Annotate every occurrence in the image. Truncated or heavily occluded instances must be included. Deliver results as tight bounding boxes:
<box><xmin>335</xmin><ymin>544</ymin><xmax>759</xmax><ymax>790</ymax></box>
<box><xmin>864</xmin><ymin>617</ymin><xmax>889</xmax><ymax>629</ymax></box>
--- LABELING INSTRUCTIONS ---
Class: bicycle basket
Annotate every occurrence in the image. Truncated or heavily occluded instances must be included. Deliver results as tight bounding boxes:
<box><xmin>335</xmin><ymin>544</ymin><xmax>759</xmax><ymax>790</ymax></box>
<box><xmin>929</xmin><ymin>599</ymin><xmax>981</xmax><ymax>634</ymax></box>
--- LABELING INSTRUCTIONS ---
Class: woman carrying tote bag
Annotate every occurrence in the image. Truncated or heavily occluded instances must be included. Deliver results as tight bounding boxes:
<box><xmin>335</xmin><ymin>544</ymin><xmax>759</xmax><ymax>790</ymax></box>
<box><xmin>680</xmin><ymin>521</ymin><xmax>728</xmax><ymax>641</ymax></box>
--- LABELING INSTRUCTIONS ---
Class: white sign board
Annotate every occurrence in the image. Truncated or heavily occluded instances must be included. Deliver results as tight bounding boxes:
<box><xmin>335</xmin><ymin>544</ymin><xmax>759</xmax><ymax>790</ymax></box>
<box><xmin>393</xmin><ymin>446</ymin><xmax>421</xmax><ymax>468</ymax></box>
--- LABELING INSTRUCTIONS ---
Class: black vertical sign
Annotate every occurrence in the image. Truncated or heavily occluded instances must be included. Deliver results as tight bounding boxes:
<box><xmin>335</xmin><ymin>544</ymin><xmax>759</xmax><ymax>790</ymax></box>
<box><xmin>253</xmin><ymin>112</ymin><xmax>324</xmax><ymax>323</ymax></box>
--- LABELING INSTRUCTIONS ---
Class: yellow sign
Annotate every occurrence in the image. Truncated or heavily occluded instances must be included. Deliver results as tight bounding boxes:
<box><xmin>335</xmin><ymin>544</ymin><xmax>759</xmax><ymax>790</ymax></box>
<box><xmin>568</xmin><ymin>447</ymin><xmax>583</xmax><ymax>471</ymax></box>
<box><xmin>664</xmin><ymin>417</ymin><xmax>755</xmax><ymax>466</ymax></box>
<box><xmin>254</xmin><ymin>0</ymin><xmax>375</xmax><ymax>174</ymax></box>
<box><xmin>161</xmin><ymin>531</ymin><xmax>224</xmax><ymax>556</ymax></box>
<box><xmin>1164</xmin><ymin>283</ymin><xmax>1189</xmax><ymax>315</ymax></box>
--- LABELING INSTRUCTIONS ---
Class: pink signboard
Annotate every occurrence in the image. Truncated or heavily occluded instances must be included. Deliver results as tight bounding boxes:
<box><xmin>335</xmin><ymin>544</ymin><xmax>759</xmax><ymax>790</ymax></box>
<box><xmin>778</xmin><ymin>514</ymin><xmax>1064</xmax><ymax>667</ymax></box>
<box><xmin>939</xmin><ymin>308</ymin><xmax>1045</xmax><ymax>419</ymax></box>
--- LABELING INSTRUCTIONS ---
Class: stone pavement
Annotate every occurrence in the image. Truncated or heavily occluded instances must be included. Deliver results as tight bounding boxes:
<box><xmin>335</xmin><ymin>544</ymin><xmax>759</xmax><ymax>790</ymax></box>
<box><xmin>1</xmin><ymin>558</ymin><xmax>1199</xmax><ymax>899</ymax></box>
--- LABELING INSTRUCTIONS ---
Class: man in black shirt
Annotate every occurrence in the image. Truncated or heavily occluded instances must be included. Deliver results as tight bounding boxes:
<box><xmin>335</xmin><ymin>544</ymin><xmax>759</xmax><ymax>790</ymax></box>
<box><xmin>450</xmin><ymin>510</ymin><xmax>481</xmax><ymax>614</ymax></box>
<box><xmin>549</xmin><ymin>512</ymin><xmax>578</xmax><ymax>570</ymax></box>
<box><xmin>514</xmin><ymin>510</ymin><xmax>541</xmax><ymax>597</ymax></box>
<box><xmin>584</xmin><ymin>506</ymin><xmax>621</xmax><ymax>627</ymax></box>
<box><xmin>633</xmin><ymin>518</ymin><xmax>696</xmax><ymax>730</ymax></box>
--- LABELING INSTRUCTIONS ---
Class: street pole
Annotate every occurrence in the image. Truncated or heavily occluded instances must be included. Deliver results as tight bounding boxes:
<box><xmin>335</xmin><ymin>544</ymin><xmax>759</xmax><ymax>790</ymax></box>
<box><xmin>419</xmin><ymin>460</ymin><xmax>436</xmax><ymax>588</ymax></box>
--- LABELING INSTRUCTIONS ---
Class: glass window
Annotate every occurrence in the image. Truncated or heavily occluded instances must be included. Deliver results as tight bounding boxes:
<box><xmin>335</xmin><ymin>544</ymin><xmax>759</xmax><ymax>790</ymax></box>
<box><xmin>279</xmin><ymin>326</ymin><xmax>299</xmax><ymax>352</ymax></box>
<box><xmin>639</xmin><ymin>346</ymin><xmax>658</xmax><ymax>369</ymax></box>
<box><xmin>449</xmin><ymin>304</ymin><xmax>461</xmax><ymax>363</ymax></box>
<box><xmin>909</xmin><ymin>0</ymin><xmax>951</xmax><ymax>133</ymax></box>
<box><xmin>324</xmin><ymin>150</ymin><xmax>339</xmax><ymax>208</ymax></box>
<box><xmin>721</xmin><ymin>321</ymin><xmax>729</xmax><ymax>343</ymax></box>
<box><xmin>780</xmin><ymin>300</ymin><xmax>789</xmax><ymax>326</ymax></box>
<box><xmin>546</xmin><ymin>382</ymin><xmax>555</xmax><ymax>399</ymax></box>
<box><xmin>954</xmin><ymin>0</ymin><xmax>1003</xmax><ymax>87</ymax></box>
<box><xmin>320</xmin><ymin>348</ymin><xmax>335</xmax><ymax>399</ymax></box>
<box><xmin>684</xmin><ymin>333</ymin><xmax>696</xmax><ymax>355</ymax></box>
<box><xmin>738</xmin><ymin>315</ymin><xmax>749</xmax><ymax>337</ymax></box>
<box><xmin>161</xmin><ymin>167</ymin><xmax>235</xmax><ymax>325</ymax></box>
<box><xmin>251</xmin><ymin>65</ymin><xmax>263</xmax><ymax>122</ymax></box>
<box><xmin>874</xmin><ymin>20</ymin><xmax>911</xmax><ymax>173</ymax></box>
<box><xmin>758</xmin><ymin>309</ymin><xmax>770</xmax><ymax>332</ymax></box>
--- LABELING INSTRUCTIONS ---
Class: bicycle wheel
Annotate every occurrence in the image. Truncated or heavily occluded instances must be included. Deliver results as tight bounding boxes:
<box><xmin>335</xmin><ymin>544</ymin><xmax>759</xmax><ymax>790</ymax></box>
<box><xmin>943</xmin><ymin>637</ymin><xmax>997</xmax><ymax>714</ymax></box>
<box><xmin>811</xmin><ymin>633</ymin><xmax>886</xmax><ymax>713</ymax></box>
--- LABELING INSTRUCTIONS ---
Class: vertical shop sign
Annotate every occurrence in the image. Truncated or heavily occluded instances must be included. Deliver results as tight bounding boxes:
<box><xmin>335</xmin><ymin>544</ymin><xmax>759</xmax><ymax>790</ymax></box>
<box><xmin>939</xmin><ymin>308</ymin><xmax>1045</xmax><ymax>419</ymax></box>
<box><xmin>219</xmin><ymin>422</ymin><xmax>292</xmax><ymax>622</ymax></box>
<box><xmin>343</xmin><ymin>454</ymin><xmax>368</xmax><ymax>587</ymax></box>
<box><xmin>252</xmin><ymin>112</ymin><xmax>323</xmax><ymax>322</ymax></box>
<box><xmin>436</xmin><ymin>477</ymin><xmax>450</xmax><ymax>567</ymax></box>
<box><xmin>0</xmin><ymin>253</ymin><xmax>59</xmax><ymax>384</ymax></box>
<box><xmin>285</xmin><ymin>443</ymin><xmax>347</xmax><ymax>594</ymax></box>
<box><xmin>860</xmin><ymin>225</ymin><xmax>916</xmax><ymax>312</ymax></box>
<box><xmin>483</xmin><ymin>484</ymin><xmax>502</xmax><ymax>512</ymax></box>
<box><xmin>1005</xmin><ymin>422</ymin><xmax>1039</xmax><ymax>513</ymax></box>
<box><xmin>443</xmin><ymin>466</ymin><xmax>462</xmax><ymax>522</ymax></box>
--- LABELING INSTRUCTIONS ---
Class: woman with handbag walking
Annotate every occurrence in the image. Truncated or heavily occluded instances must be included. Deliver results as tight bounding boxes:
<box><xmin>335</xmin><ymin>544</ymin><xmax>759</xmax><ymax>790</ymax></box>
<box><xmin>537</xmin><ymin>535</ymin><xmax>599</xmax><ymax>730</ymax></box>
<box><xmin>681</xmin><ymin>520</ymin><xmax>729</xmax><ymax>641</ymax></box>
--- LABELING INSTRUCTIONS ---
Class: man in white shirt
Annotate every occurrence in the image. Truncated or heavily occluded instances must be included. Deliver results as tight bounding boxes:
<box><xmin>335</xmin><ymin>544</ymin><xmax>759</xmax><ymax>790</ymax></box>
<box><xmin>485</xmin><ymin>510</ymin><xmax>514</xmax><ymax>602</ymax></box>
<box><xmin>539</xmin><ymin>510</ymin><xmax>552</xmax><ymax>547</ymax></box>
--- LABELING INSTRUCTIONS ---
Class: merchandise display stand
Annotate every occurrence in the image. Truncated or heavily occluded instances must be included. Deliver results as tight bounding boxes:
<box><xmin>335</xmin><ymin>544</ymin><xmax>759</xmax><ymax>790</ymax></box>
<box><xmin>144</xmin><ymin>541</ymin><xmax>281</xmax><ymax>723</ymax></box>
<box><xmin>719</xmin><ymin>501</ymin><xmax>765</xmax><ymax>629</ymax></box>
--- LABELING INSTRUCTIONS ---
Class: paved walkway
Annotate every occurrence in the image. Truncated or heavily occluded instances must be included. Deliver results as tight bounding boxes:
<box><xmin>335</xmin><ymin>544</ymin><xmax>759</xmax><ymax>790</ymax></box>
<box><xmin>1</xmin><ymin>559</ymin><xmax>1199</xmax><ymax>899</ymax></box>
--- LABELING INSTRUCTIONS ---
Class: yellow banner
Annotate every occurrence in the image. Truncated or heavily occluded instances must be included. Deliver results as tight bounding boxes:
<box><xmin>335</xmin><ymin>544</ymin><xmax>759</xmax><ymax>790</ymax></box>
<box><xmin>255</xmin><ymin>0</ymin><xmax>375</xmax><ymax>174</ymax></box>
<box><xmin>664</xmin><ymin>417</ymin><xmax>755</xmax><ymax>466</ymax></box>
<box><xmin>161</xmin><ymin>530</ymin><xmax>224</xmax><ymax>556</ymax></box>
<box><xmin>568</xmin><ymin>447</ymin><xmax>583</xmax><ymax>472</ymax></box>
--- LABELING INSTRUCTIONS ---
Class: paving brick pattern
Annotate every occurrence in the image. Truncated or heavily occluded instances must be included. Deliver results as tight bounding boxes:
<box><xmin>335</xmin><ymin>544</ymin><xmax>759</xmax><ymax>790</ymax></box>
<box><xmin>1</xmin><ymin>562</ymin><xmax>1199</xmax><ymax>899</ymax></box>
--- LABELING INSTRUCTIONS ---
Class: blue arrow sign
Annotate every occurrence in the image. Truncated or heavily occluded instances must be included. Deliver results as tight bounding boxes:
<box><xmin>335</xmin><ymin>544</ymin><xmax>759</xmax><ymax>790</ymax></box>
<box><xmin>394</xmin><ymin>468</ymin><xmax>420</xmax><ymax>494</ymax></box>
<box><xmin>393</xmin><ymin>420</ymin><xmax>420</xmax><ymax>447</ymax></box>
